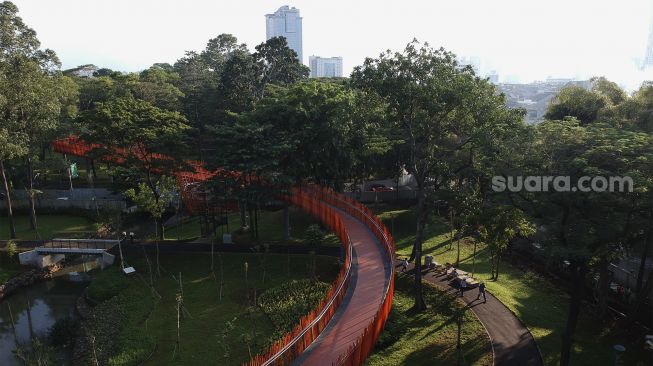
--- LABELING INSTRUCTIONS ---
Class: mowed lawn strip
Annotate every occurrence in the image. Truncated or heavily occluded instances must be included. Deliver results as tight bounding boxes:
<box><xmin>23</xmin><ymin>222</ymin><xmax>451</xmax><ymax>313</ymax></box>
<box><xmin>162</xmin><ymin>207</ymin><xmax>340</xmax><ymax>246</ymax></box>
<box><xmin>131</xmin><ymin>252</ymin><xmax>340</xmax><ymax>366</ymax></box>
<box><xmin>367</xmin><ymin>274</ymin><xmax>492</xmax><ymax>366</ymax></box>
<box><xmin>376</xmin><ymin>206</ymin><xmax>645</xmax><ymax>366</ymax></box>
<box><xmin>0</xmin><ymin>214</ymin><xmax>97</xmax><ymax>240</ymax></box>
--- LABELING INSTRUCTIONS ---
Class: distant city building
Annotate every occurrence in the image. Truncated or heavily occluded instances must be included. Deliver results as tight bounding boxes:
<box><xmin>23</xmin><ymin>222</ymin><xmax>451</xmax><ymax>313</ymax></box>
<box><xmin>309</xmin><ymin>56</ymin><xmax>343</xmax><ymax>78</ymax></box>
<box><xmin>499</xmin><ymin>79</ymin><xmax>590</xmax><ymax>124</ymax></box>
<box><xmin>487</xmin><ymin>70</ymin><xmax>499</xmax><ymax>84</ymax></box>
<box><xmin>458</xmin><ymin>56</ymin><xmax>481</xmax><ymax>74</ymax></box>
<box><xmin>64</xmin><ymin>64</ymin><xmax>99</xmax><ymax>78</ymax></box>
<box><xmin>265</xmin><ymin>6</ymin><xmax>303</xmax><ymax>63</ymax></box>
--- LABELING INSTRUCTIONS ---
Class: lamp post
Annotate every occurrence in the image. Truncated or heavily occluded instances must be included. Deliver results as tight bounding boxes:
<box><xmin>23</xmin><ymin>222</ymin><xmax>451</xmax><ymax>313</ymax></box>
<box><xmin>613</xmin><ymin>344</ymin><xmax>625</xmax><ymax>366</ymax></box>
<box><xmin>118</xmin><ymin>232</ymin><xmax>126</xmax><ymax>270</ymax></box>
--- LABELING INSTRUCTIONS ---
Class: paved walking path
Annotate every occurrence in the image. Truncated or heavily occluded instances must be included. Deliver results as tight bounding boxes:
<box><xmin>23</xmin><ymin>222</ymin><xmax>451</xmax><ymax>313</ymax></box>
<box><xmin>293</xmin><ymin>211</ymin><xmax>392</xmax><ymax>366</ymax></box>
<box><xmin>398</xmin><ymin>261</ymin><xmax>544</xmax><ymax>366</ymax></box>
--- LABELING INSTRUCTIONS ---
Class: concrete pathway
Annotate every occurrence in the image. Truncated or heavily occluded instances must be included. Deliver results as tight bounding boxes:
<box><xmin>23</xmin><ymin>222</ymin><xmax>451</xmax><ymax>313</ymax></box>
<box><xmin>398</xmin><ymin>261</ymin><xmax>544</xmax><ymax>366</ymax></box>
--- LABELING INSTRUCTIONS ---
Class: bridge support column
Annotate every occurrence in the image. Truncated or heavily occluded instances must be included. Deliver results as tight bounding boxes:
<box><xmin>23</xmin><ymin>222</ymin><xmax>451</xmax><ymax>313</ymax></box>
<box><xmin>19</xmin><ymin>251</ymin><xmax>65</xmax><ymax>268</ymax></box>
<box><xmin>101</xmin><ymin>252</ymin><xmax>115</xmax><ymax>268</ymax></box>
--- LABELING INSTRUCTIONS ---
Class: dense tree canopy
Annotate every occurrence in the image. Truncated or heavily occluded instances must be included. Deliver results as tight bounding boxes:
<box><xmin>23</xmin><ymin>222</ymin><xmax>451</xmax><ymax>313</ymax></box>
<box><xmin>351</xmin><ymin>40</ymin><xmax>526</xmax><ymax>310</ymax></box>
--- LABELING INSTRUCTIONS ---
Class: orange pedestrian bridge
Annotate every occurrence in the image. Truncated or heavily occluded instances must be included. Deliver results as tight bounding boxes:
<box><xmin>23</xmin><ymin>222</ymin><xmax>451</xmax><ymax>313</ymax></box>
<box><xmin>51</xmin><ymin>137</ymin><xmax>395</xmax><ymax>365</ymax></box>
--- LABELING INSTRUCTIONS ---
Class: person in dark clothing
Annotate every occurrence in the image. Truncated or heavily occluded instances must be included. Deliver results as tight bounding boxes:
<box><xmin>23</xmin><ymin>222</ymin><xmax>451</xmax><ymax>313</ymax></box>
<box><xmin>401</xmin><ymin>259</ymin><xmax>409</xmax><ymax>272</ymax></box>
<box><xmin>459</xmin><ymin>277</ymin><xmax>467</xmax><ymax>297</ymax></box>
<box><xmin>476</xmin><ymin>281</ymin><xmax>487</xmax><ymax>303</ymax></box>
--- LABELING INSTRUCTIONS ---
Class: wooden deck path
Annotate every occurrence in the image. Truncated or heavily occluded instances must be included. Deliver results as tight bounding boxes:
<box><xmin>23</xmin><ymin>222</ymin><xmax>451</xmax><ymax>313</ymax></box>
<box><xmin>293</xmin><ymin>211</ymin><xmax>392</xmax><ymax>365</ymax></box>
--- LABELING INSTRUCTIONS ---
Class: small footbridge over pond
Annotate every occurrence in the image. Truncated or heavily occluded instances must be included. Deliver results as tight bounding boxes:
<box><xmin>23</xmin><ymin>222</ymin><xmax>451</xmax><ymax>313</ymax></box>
<box><xmin>18</xmin><ymin>239</ymin><xmax>119</xmax><ymax>269</ymax></box>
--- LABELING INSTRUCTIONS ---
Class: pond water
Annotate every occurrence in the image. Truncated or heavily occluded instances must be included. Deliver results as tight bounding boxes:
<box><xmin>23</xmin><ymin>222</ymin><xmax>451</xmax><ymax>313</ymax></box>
<box><xmin>0</xmin><ymin>261</ymin><xmax>96</xmax><ymax>366</ymax></box>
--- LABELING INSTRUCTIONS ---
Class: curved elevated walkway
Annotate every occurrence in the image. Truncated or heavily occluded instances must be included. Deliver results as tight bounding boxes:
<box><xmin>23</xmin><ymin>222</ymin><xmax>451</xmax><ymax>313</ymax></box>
<box><xmin>294</xmin><ymin>210</ymin><xmax>392</xmax><ymax>365</ymax></box>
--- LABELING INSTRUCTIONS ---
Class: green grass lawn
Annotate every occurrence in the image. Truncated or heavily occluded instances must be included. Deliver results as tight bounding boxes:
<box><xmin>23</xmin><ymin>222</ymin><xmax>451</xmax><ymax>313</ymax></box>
<box><xmin>162</xmin><ymin>216</ymin><xmax>203</xmax><ymax>241</ymax></box>
<box><xmin>0</xmin><ymin>214</ymin><xmax>98</xmax><ymax>240</ymax></box>
<box><xmin>0</xmin><ymin>252</ymin><xmax>22</xmax><ymax>283</ymax></box>
<box><xmin>376</xmin><ymin>206</ymin><xmax>647</xmax><ymax>366</ymax></box>
<box><xmin>163</xmin><ymin>207</ymin><xmax>340</xmax><ymax>246</ymax></box>
<box><xmin>87</xmin><ymin>252</ymin><xmax>340</xmax><ymax>366</ymax></box>
<box><xmin>368</xmin><ymin>274</ymin><xmax>492</xmax><ymax>366</ymax></box>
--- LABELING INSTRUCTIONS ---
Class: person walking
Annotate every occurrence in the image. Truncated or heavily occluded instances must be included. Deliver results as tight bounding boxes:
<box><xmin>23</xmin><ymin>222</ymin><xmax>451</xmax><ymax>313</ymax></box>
<box><xmin>401</xmin><ymin>258</ymin><xmax>409</xmax><ymax>272</ymax></box>
<box><xmin>459</xmin><ymin>277</ymin><xmax>467</xmax><ymax>297</ymax></box>
<box><xmin>476</xmin><ymin>281</ymin><xmax>487</xmax><ymax>303</ymax></box>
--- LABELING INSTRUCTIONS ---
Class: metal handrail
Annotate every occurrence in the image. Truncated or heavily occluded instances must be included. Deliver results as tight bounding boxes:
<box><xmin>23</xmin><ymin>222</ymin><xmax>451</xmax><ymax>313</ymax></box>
<box><xmin>260</xmin><ymin>190</ymin><xmax>354</xmax><ymax>366</ymax></box>
<box><xmin>262</xmin><ymin>236</ymin><xmax>353</xmax><ymax>366</ymax></box>
<box><xmin>309</xmin><ymin>187</ymin><xmax>396</xmax><ymax>366</ymax></box>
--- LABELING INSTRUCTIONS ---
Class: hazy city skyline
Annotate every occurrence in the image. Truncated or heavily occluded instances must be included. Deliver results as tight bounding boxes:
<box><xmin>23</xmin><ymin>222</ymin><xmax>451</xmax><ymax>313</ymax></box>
<box><xmin>10</xmin><ymin>0</ymin><xmax>653</xmax><ymax>89</ymax></box>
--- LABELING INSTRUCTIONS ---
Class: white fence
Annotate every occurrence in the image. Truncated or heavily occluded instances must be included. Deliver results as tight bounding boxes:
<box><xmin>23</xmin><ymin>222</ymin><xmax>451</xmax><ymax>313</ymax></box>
<box><xmin>8</xmin><ymin>188</ymin><xmax>126</xmax><ymax>211</ymax></box>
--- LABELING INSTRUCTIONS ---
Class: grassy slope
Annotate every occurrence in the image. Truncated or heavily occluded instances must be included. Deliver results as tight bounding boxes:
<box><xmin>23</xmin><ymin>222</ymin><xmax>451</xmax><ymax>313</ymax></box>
<box><xmin>163</xmin><ymin>207</ymin><xmax>340</xmax><ymax>246</ymax></box>
<box><xmin>376</xmin><ymin>206</ymin><xmax>644</xmax><ymax>366</ymax></box>
<box><xmin>0</xmin><ymin>215</ymin><xmax>97</xmax><ymax>240</ymax></box>
<box><xmin>368</xmin><ymin>274</ymin><xmax>492</xmax><ymax>366</ymax></box>
<box><xmin>0</xmin><ymin>252</ymin><xmax>22</xmax><ymax>283</ymax></box>
<box><xmin>115</xmin><ymin>252</ymin><xmax>340</xmax><ymax>366</ymax></box>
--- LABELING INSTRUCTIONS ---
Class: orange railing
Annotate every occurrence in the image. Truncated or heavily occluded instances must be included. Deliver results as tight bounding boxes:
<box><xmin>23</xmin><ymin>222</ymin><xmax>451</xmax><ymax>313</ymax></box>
<box><xmin>52</xmin><ymin>137</ymin><xmax>395</xmax><ymax>365</ymax></box>
<box><xmin>52</xmin><ymin>136</ymin><xmax>238</xmax><ymax>214</ymax></box>
<box><xmin>301</xmin><ymin>185</ymin><xmax>396</xmax><ymax>366</ymax></box>
<box><xmin>245</xmin><ymin>187</ymin><xmax>354</xmax><ymax>366</ymax></box>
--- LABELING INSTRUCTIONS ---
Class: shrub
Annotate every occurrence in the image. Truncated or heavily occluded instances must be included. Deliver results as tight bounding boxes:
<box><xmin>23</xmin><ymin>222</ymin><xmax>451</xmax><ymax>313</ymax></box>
<box><xmin>258</xmin><ymin>279</ymin><xmax>330</xmax><ymax>342</ymax></box>
<box><xmin>49</xmin><ymin>316</ymin><xmax>80</xmax><ymax>347</ymax></box>
<box><xmin>5</xmin><ymin>240</ymin><xmax>17</xmax><ymax>260</ymax></box>
<box><xmin>86</xmin><ymin>267</ymin><xmax>129</xmax><ymax>302</ymax></box>
<box><xmin>74</xmin><ymin>278</ymin><xmax>156</xmax><ymax>366</ymax></box>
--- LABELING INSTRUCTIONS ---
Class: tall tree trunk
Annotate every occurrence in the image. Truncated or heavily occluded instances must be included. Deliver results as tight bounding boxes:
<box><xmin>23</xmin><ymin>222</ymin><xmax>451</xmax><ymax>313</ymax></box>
<box><xmin>560</xmin><ymin>262</ymin><xmax>587</xmax><ymax>366</ymax></box>
<box><xmin>254</xmin><ymin>203</ymin><xmax>259</xmax><ymax>240</ymax></box>
<box><xmin>597</xmin><ymin>257</ymin><xmax>610</xmax><ymax>318</ymax></box>
<box><xmin>495</xmin><ymin>253</ymin><xmax>501</xmax><ymax>280</ymax></box>
<box><xmin>91</xmin><ymin>159</ymin><xmax>97</xmax><ymax>179</ymax></box>
<box><xmin>248</xmin><ymin>205</ymin><xmax>255</xmax><ymax>240</ymax></box>
<box><xmin>1</xmin><ymin>160</ymin><xmax>17</xmax><ymax>239</ymax></box>
<box><xmin>240</xmin><ymin>199</ymin><xmax>247</xmax><ymax>229</ymax></box>
<box><xmin>26</xmin><ymin>157</ymin><xmax>37</xmax><ymax>230</ymax></box>
<box><xmin>627</xmin><ymin>269</ymin><xmax>653</xmax><ymax>326</ymax></box>
<box><xmin>456</xmin><ymin>236</ymin><xmax>461</xmax><ymax>267</ymax></box>
<box><xmin>449</xmin><ymin>210</ymin><xmax>454</xmax><ymax>250</ymax></box>
<box><xmin>157</xmin><ymin>218</ymin><xmax>164</xmax><ymax>241</ymax></box>
<box><xmin>636</xmin><ymin>216</ymin><xmax>652</xmax><ymax>294</ymax></box>
<box><xmin>283</xmin><ymin>204</ymin><xmax>290</xmax><ymax>241</ymax></box>
<box><xmin>413</xmin><ymin>188</ymin><xmax>427</xmax><ymax>311</ymax></box>
<box><xmin>471</xmin><ymin>240</ymin><xmax>478</xmax><ymax>277</ymax></box>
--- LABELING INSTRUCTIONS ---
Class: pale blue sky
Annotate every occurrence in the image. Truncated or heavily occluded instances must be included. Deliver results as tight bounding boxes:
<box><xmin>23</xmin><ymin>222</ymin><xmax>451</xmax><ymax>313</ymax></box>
<box><xmin>11</xmin><ymin>0</ymin><xmax>653</xmax><ymax>89</ymax></box>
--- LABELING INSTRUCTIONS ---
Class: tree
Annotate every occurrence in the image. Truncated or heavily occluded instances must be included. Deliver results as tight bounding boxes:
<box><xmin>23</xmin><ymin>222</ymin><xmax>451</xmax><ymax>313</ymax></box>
<box><xmin>0</xmin><ymin>1</ymin><xmax>77</xmax><ymax>231</ymax></box>
<box><xmin>252</xmin><ymin>37</ymin><xmax>309</xmax><ymax>98</ymax></box>
<box><xmin>478</xmin><ymin>205</ymin><xmax>535</xmax><ymax>280</ymax></box>
<box><xmin>0</xmin><ymin>121</ymin><xmax>26</xmax><ymax>238</ymax></box>
<box><xmin>304</xmin><ymin>224</ymin><xmax>325</xmax><ymax>279</ymax></box>
<box><xmin>515</xmin><ymin>118</ymin><xmax>653</xmax><ymax>366</ymax></box>
<box><xmin>124</xmin><ymin>176</ymin><xmax>177</xmax><ymax>240</ymax></box>
<box><xmin>133</xmin><ymin>64</ymin><xmax>184</xmax><ymax>111</ymax></box>
<box><xmin>80</xmin><ymin>96</ymin><xmax>190</xmax><ymax>240</ymax></box>
<box><xmin>544</xmin><ymin>85</ymin><xmax>605</xmax><ymax>125</ymax></box>
<box><xmin>210</xmin><ymin>80</ymin><xmax>378</xmax><ymax>238</ymax></box>
<box><xmin>351</xmin><ymin>40</ymin><xmax>524</xmax><ymax>311</ymax></box>
<box><xmin>590</xmin><ymin>76</ymin><xmax>626</xmax><ymax>106</ymax></box>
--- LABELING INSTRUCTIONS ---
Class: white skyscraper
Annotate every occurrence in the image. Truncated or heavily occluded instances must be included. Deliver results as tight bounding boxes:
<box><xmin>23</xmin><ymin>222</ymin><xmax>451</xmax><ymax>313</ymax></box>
<box><xmin>309</xmin><ymin>56</ymin><xmax>343</xmax><ymax>78</ymax></box>
<box><xmin>265</xmin><ymin>6</ymin><xmax>303</xmax><ymax>63</ymax></box>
